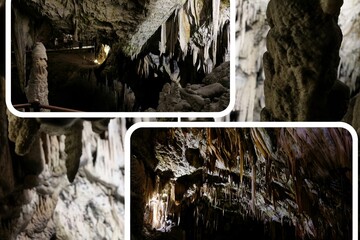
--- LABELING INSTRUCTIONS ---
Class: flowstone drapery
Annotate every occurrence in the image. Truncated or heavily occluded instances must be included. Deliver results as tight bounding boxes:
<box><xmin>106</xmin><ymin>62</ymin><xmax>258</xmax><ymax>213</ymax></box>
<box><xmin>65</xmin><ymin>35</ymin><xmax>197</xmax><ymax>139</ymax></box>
<box><xmin>131</xmin><ymin>127</ymin><xmax>352</xmax><ymax>239</ymax></box>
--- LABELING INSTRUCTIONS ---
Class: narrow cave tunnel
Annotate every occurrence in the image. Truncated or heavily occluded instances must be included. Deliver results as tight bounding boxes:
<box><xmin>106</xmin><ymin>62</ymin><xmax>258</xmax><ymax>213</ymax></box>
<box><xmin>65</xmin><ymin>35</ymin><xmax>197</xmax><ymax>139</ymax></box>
<box><xmin>131</xmin><ymin>127</ymin><xmax>353</xmax><ymax>240</ymax></box>
<box><xmin>10</xmin><ymin>0</ymin><xmax>230</xmax><ymax>113</ymax></box>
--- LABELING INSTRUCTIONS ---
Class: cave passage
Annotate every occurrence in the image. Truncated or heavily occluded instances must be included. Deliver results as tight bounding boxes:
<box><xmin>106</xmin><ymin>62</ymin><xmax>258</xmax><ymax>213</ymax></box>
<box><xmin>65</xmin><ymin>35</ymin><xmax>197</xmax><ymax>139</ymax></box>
<box><xmin>10</xmin><ymin>0</ymin><xmax>230</xmax><ymax>113</ymax></box>
<box><xmin>131</xmin><ymin>127</ymin><xmax>352</xmax><ymax>240</ymax></box>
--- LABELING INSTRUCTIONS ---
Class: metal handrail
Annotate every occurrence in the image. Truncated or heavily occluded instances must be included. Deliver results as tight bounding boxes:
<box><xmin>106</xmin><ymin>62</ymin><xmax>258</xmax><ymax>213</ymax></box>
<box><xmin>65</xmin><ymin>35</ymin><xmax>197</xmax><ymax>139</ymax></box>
<box><xmin>13</xmin><ymin>103</ymin><xmax>82</xmax><ymax>112</ymax></box>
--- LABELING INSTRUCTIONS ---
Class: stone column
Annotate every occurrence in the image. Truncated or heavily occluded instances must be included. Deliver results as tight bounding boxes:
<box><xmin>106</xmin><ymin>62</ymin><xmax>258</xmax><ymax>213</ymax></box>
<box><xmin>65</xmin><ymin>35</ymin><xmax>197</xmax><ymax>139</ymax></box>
<box><xmin>25</xmin><ymin>42</ymin><xmax>49</xmax><ymax>111</ymax></box>
<box><xmin>261</xmin><ymin>0</ymin><xmax>349</xmax><ymax>121</ymax></box>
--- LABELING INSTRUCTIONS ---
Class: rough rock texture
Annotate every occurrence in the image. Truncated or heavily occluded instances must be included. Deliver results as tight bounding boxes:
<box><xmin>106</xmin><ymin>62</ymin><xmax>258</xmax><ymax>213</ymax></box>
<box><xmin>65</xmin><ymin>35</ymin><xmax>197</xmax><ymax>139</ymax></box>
<box><xmin>155</xmin><ymin>61</ymin><xmax>230</xmax><ymax>112</ymax></box>
<box><xmin>232</xmin><ymin>0</ymin><xmax>359</xmax><ymax>122</ymax></box>
<box><xmin>131</xmin><ymin>128</ymin><xmax>352</xmax><ymax>239</ymax></box>
<box><xmin>0</xmin><ymin>117</ymin><xmax>125</xmax><ymax>239</ymax></box>
<box><xmin>202</xmin><ymin>61</ymin><xmax>230</xmax><ymax>88</ymax></box>
<box><xmin>53</xmin><ymin>119</ymin><xmax>125</xmax><ymax>240</ymax></box>
<box><xmin>25</xmin><ymin>42</ymin><xmax>49</xmax><ymax>110</ymax></box>
<box><xmin>343</xmin><ymin>93</ymin><xmax>360</xmax><ymax>134</ymax></box>
<box><xmin>13</xmin><ymin>0</ymin><xmax>184</xmax><ymax>57</ymax></box>
<box><xmin>261</xmin><ymin>0</ymin><xmax>348</xmax><ymax>121</ymax></box>
<box><xmin>11</xmin><ymin>0</ymin><xmax>230</xmax><ymax>112</ymax></box>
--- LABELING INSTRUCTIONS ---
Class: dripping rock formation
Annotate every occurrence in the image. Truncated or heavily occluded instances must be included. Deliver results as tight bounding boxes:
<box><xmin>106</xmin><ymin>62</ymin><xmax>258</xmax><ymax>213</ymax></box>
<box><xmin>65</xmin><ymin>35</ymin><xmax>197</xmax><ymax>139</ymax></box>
<box><xmin>0</xmin><ymin>112</ymin><xmax>125</xmax><ymax>238</ymax></box>
<box><xmin>11</xmin><ymin>0</ymin><xmax>230</xmax><ymax>112</ymax></box>
<box><xmin>131</xmin><ymin>127</ymin><xmax>352</xmax><ymax>240</ymax></box>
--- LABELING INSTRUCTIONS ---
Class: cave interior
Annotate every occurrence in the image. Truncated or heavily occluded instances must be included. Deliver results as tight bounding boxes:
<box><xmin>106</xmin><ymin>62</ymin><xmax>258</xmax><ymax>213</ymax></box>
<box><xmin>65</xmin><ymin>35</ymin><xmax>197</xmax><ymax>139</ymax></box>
<box><xmin>10</xmin><ymin>0</ymin><xmax>230</xmax><ymax>112</ymax></box>
<box><xmin>131</xmin><ymin>127</ymin><xmax>353</xmax><ymax>240</ymax></box>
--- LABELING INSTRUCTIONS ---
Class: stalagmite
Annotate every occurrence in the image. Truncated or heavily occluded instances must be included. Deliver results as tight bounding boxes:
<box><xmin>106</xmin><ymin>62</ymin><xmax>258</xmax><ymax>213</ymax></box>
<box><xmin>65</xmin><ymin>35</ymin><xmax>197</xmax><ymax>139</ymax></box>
<box><xmin>25</xmin><ymin>42</ymin><xmax>49</xmax><ymax>111</ymax></box>
<box><xmin>262</xmin><ymin>0</ymin><xmax>348</xmax><ymax>121</ymax></box>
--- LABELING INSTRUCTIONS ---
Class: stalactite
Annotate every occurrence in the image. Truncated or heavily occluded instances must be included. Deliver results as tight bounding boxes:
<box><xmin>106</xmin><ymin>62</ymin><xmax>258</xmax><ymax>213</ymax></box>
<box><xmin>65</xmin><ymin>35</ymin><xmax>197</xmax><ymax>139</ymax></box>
<box><xmin>212</xmin><ymin>0</ymin><xmax>220</xmax><ymax>67</ymax></box>
<box><xmin>159</xmin><ymin>23</ymin><xmax>167</xmax><ymax>55</ymax></box>
<box><xmin>156</xmin><ymin>0</ymin><xmax>229</xmax><ymax>75</ymax></box>
<box><xmin>178</xmin><ymin>7</ymin><xmax>190</xmax><ymax>57</ymax></box>
<box><xmin>251</xmin><ymin>163</ymin><xmax>256</xmax><ymax>215</ymax></box>
<box><xmin>72</xmin><ymin>0</ymin><xmax>79</xmax><ymax>41</ymax></box>
<box><xmin>338</xmin><ymin>0</ymin><xmax>360</xmax><ymax>92</ymax></box>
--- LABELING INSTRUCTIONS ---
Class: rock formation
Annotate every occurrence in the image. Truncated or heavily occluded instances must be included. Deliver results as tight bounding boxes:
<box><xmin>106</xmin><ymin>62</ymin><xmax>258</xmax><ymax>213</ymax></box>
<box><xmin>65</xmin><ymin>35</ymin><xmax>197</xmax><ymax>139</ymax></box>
<box><xmin>131</xmin><ymin>127</ymin><xmax>352</xmax><ymax>239</ymax></box>
<box><xmin>11</xmin><ymin>0</ymin><xmax>230</xmax><ymax>112</ymax></box>
<box><xmin>155</xmin><ymin>61</ymin><xmax>230</xmax><ymax>112</ymax></box>
<box><xmin>233</xmin><ymin>0</ymin><xmax>359</xmax><ymax>122</ymax></box>
<box><xmin>261</xmin><ymin>0</ymin><xmax>348</xmax><ymax>121</ymax></box>
<box><xmin>25</xmin><ymin>42</ymin><xmax>49</xmax><ymax>111</ymax></box>
<box><xmin>0</xmin><ymin>113</ymin><xmax>125</xmax><ymax>239</ymax></box>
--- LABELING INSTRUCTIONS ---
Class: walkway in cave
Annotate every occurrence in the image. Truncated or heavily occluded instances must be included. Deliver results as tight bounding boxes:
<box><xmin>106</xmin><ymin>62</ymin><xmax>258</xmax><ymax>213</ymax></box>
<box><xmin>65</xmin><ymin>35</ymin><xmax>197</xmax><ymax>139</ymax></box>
<box><xmin>45</xmin><ymin>48</ymin><xmax>98</xmax><ymax>69</ymax></box>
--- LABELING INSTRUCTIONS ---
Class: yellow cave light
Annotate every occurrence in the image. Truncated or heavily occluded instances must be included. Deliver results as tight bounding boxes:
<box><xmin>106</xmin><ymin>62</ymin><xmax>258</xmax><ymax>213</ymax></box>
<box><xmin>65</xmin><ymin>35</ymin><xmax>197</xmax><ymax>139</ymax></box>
<box><xmin>94</xmin><ymin>44</ymin><xmax>111</xmax><ymax>65</ymax></box>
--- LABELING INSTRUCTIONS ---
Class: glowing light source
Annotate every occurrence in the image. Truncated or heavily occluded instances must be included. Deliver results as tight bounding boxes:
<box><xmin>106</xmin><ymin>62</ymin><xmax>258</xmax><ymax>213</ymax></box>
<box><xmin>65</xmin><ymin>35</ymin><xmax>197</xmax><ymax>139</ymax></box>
<box><xmin>93</xmin><ymin>44</ymin><xmax>111</xmax><ymax>65</ymax></box>
<box><xmin>104</xmin><ymin>44</ymin><xmax>110</xmax><ymax>56</ymax></box>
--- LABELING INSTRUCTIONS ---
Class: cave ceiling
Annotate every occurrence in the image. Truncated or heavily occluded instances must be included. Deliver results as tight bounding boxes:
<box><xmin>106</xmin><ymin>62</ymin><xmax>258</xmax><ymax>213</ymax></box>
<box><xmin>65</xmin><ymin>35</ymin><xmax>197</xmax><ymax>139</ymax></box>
<box><xmin>131</xmin><ymin>127</ymin><xmax>353</xmax><ymax>239</ymax></box>
<box><xmin>13</xmin><ymin>0</ymin><xmax>186</xmax><ymax>56</ymax></box>
<box><xmin>11</xmin><ymin>0</ymin><xmax>231</xmax><ymax>112</ymax></box>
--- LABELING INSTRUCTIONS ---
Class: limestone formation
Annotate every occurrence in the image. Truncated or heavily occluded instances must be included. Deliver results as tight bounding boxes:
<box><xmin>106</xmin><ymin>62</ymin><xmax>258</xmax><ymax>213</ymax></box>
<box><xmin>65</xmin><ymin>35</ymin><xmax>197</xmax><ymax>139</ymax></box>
<box><xmin>0</xmin><ymin>117</ymin><xmax>125</xmax><ymax>239</ymax></box>
<box><xmin>11</xmin><ymin>0</ymin><xmax>230</xmax><ymax>112</ymax></box>
<box><xmin>230</xmin><ymin>0</ymin><xmax>360</xmax><ymax>122</ymax></box>
<box><xmin>25</xmin><ymin>42</ymin><xmax>49</xmax><ymax>110</ymax></box>
<box><xmin>156</xmin><ymin>61</ymin><xmax>230</xmax><ymax>112</ymax></box>
<box><xmin>261</xmin><ymin>0</ymin><xmax>349</xmax><ymax>121</ymax></box>
<box><xmin>131</xmin><ymin>127</ymin><xmax>352</xmax><ymax>239</ymax></box>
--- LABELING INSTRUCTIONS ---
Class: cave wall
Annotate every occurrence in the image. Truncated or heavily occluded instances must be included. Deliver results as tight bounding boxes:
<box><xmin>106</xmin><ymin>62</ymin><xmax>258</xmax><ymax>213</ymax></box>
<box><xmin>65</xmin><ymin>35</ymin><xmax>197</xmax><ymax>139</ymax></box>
<box><xmin>0</xmin><ymin>116</ymin><xmax>125</xmax><ymax>239</ymax></box>
<box><xmin>131</xmin><ymin>127</ymin><xmax>353</xmax><ymax>240</ymax></box>
<box><xmin>11</xmin><ymin>0</ymin><xmax>231</xmax><ymax>112</ymax></box>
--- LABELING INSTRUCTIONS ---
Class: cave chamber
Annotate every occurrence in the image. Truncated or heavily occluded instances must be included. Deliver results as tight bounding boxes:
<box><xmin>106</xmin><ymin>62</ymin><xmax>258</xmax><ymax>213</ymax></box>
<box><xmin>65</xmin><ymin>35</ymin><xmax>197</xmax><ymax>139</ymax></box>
<box><xmin>131</xmin><ymin>127</ymin><xmax>353</xmax><ymax>240</ymax></box>
<box><xmin>10</xmin><ymin>0</ymin><xmax>231</xmax><ymax>113</ymax></box>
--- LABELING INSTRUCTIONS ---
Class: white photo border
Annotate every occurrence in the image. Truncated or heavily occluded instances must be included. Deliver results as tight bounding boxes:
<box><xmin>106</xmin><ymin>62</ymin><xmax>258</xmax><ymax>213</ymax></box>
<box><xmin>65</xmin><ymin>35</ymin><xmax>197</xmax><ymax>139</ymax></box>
<box><xmin>5</xmin><ymin>0</ymin><xmax>236</xmax><ymax>119</ymax></box>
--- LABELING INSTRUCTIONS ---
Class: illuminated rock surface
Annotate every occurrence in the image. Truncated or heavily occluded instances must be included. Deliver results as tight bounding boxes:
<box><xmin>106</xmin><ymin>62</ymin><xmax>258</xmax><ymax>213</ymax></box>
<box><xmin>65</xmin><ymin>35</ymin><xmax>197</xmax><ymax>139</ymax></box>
<box><xmin>11</xmin><ymin>0</ymin><xmax>230</xmax><ymax>112</ymax></box>
<box><xmin>131</xmin><ymin>127</ymin><xmax>352</xmax><ymax>240</ymax></box>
